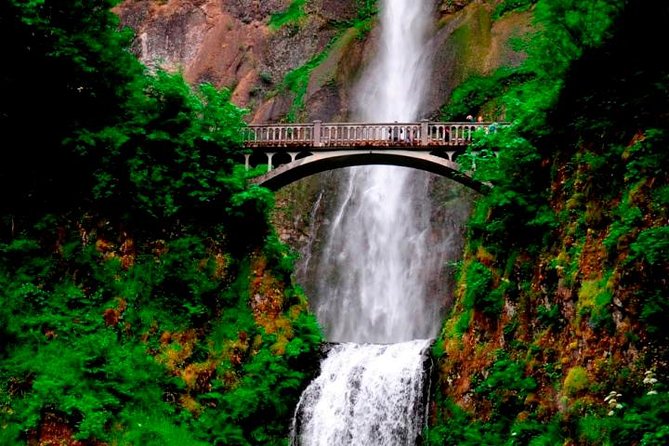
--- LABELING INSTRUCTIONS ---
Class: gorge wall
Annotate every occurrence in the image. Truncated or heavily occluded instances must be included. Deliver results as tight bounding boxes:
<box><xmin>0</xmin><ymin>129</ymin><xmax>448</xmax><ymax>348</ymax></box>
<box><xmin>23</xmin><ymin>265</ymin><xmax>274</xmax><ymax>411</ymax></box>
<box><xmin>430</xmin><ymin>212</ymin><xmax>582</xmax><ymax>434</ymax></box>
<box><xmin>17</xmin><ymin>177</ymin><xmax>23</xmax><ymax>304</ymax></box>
<box><xmin>116</xmin><ymin>0</ymin><xmax>530</xmax><ymax>123</ymax></box>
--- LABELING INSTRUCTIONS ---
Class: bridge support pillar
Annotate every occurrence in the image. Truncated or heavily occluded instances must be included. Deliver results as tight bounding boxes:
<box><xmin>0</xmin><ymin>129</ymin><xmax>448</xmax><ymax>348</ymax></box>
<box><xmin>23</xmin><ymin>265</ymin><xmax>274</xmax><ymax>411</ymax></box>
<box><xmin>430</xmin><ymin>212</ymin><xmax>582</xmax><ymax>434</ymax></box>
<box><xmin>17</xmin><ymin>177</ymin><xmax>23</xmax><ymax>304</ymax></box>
<box><xmin>446</xmin><ymin>151</ymin><xmax>455</xmax><ymax>162</ymax></box>
<box><xmin>266</xmin><ymin>153</ymin><xmax>275</xmax><ymax>172</ymax></box>
<box><xmin>244</xmin><ymin>154</ymin><xmax>251</xmax><ymax>170</ymax></box>
<box><xmin>421</xmin><ymin>119</ymin><xmax>429</xmax><ymax>146</ymax></box>
<box><xmin>289</xmin><ymin>152</ymin><xmax>298</xmax><ymax>163</ymax></box>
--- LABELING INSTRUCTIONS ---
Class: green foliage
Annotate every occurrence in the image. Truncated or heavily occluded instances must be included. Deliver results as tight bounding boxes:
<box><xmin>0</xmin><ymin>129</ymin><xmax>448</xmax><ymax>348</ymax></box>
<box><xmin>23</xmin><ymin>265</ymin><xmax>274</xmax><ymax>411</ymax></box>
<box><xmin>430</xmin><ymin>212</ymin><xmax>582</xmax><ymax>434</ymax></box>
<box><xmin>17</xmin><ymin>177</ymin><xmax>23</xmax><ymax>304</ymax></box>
<box><xmin>269</xmin><ymin>0</ymin><xmax>308</xmax><ymax>30</ymax></box>
<box><xmin>624</xmin><ymin>129</ymin><xmax>669</xmax><ymax>182</ymax></box>
<box><xmin>82</xmin><ymin>71</ymin><xmax>248</xmax><ymax>228</ymax></box>
<box><xmin>576</xmin><ymin>274</ymin><xmax>614</xmax><ymax>332</ymax></box>
<box><xmin>0</xmin><ymin>1</ymin><xmax>323</xmax><ymax>444</ymax></box>
<box><xmin>0</xmin><ymin>0</ymin><xmax>142</xmax><ymax>215</ymax></box>
<box><xmin>455</xmin><ymin>308</ymin><xmax>474</xmax><ymax>337</ymax></box>
<box><xmin>628</xmin><ymin>216</ymin><xmax>669</xmax><ymax>338</ymax></box>
<box><xmin>425</xmin><ymin>383</ymin><xmax>556</xmax><ymax>446</ymax></box>
<box><xmin>441</xmin><ymin>68</ymin><xmax>533</xmax><ymax>121</ymax></box>
<box><xmin>0</xmin><ymin>223</ymin><xmax>323</xmax><ymax>444</ymax></box>
<box><xmin>492</xmin><ymin>0</ymin><xmax>538</xmax><ymax>20</ymax></box>
<box><xmin>462</xmin><ymin>260</ymin><xmax>504</xmax><ymax>317</ymax></box>
<box><xmin>563</xmin><ymin>366</ymin><xmax>589</xmax><ymax>396</ymax></box>
<box><xmin>434</xmin><ymin>1</ymin><xmax>669</xmax><ymax>444</ymax></box>
<box><xmin>475</xmin><ymin>351</ymin><xmax>537</xmax><ymax>412</ymax></box>
<box><xmin>351</xmin><ymin>0</ymin><xmax>378</xmax><ymax>39</ymax></box>
<box><xmin>0</xmin><ymin>237</ymin><xmax>181</xmax><ymax>441</ymax></box>
<box><xmin>603</xmin><ymin>192</ymin><xmax>643</xmax><ymax>255</ymax></box>
<box><xmin>226</xmin><ymin>185</ymin><xmax>276</xmax><ymax>251</ymax></box>
<box><xmin>355</xmin><ymin>0</ymin><xmax>377</xmax><ymax>20</ymax></box>
<box><xmin>279</xmin><ymin>37</ymin><xmax>340</xmax><ymax>122</ymax></box>
<box><xmin>537</xmin><ymin>303</ymin><xmax>561</xmax><ymax>330</ymax></box>
<box><xmin>578</xmin><ymin>391</ymin><xmax>669</xmax><ymax>445</ymax></box>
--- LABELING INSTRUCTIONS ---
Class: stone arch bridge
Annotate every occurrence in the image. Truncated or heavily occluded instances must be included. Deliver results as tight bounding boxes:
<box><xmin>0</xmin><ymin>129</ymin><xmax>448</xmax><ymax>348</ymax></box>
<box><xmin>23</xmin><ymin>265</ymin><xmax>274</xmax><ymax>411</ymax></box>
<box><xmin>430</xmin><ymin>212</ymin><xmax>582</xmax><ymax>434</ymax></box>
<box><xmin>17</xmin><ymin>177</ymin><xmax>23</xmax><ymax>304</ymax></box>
<box><xmin>242</xmin><ymin>120</ymin><xmax>501</xmax><ymax>192</ymax></box>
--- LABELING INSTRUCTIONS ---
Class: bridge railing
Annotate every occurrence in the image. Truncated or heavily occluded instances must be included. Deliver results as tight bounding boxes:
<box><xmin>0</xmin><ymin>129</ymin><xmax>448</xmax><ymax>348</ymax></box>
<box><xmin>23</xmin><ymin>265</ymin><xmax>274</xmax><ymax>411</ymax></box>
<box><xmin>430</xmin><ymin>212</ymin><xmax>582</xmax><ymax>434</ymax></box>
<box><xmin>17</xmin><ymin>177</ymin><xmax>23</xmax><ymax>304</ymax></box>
<box><xmin>241</xmin><ymin>123</ymin><xmax>315</xmax><ymax>145</ymax></box>
<box><xmin>243</xmin><ymin>120</ymin><xmax>503</xmax><ymax>148</ymax></box>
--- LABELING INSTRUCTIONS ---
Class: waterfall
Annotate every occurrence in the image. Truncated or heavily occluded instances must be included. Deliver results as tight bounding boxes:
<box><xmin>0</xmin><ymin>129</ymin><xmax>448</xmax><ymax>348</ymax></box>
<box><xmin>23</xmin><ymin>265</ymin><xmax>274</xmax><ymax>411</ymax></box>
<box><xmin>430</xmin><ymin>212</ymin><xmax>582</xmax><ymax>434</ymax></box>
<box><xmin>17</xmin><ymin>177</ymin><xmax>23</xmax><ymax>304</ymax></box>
<box><xmin>312</xmin><ymin>0</ymin><xmax>438</xmax><ymax>345</ymax></box>
<box><xmin>292</xmin><ymin>340</ymin><xmax>433</xmax><ymax>446</ymax></box>
<box><xmin>293</xmin><ymin>1</ymin><xmax>442</xmax><ymax>444</ymax></box>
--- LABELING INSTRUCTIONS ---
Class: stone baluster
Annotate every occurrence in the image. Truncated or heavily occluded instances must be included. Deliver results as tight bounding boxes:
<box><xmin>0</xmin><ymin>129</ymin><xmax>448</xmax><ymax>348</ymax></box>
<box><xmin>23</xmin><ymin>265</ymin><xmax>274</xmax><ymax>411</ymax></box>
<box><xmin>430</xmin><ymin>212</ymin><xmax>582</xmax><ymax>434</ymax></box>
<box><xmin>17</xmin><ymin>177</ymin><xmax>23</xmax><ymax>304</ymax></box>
<box><xmin>421</xmin><ymin>120</ymin><xmax>429</xmax><ymax>146</ymax></box>
<box><xmin>314</xmin><ymin>121</ymin><xmax>322</xmax><ymax>147</ymax></box>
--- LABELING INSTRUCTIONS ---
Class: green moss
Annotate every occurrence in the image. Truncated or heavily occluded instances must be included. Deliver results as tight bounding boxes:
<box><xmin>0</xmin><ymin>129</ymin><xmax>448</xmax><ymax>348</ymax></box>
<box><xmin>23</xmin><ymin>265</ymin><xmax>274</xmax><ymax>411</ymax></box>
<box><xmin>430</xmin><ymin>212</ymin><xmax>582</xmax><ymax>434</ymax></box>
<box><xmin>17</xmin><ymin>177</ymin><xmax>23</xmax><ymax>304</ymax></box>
<box><xmin>268</xmin><ymin>0</ymin><xmax>308</xmax><ymax>31</ymax></box>
<box><xmin>278</xmin><ymin>33</ymin><xmax>344</xmax><ymax>122</ymax></box>
<box><xmin>447</xmin><ymin>5</ymin><xmax>493</xmax><ymax>84</ymax></box>
<box><xmin>563</xmin><ymin>366</ymin><xmax>589</xmax><ymax>396</ymax></box>
<box><xmin>576</xmin><ymin>273</ymin><xmax>614</xmax><ymax>331</ymax></box>
<box><xmin>492</xmin><ymin>0</ymin><xmax>538</xmax><ymax>20</ymax></box>
<box><xmin>455</xmin><ymin>308</ymin><xmax>473</xmax><ymax>336</ymax></box>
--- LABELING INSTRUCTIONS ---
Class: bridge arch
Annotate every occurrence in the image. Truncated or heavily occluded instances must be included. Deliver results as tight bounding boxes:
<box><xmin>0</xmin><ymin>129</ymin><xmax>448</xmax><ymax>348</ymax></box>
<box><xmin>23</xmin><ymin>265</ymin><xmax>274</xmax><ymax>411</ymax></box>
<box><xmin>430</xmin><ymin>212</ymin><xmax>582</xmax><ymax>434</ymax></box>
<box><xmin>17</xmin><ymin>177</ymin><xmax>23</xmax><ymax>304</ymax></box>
<box><xmin>248</xmin><ymin>150</ymin><xmax>489</xmax><ymax>193</ymax></box>
<box><xmin>242</xmin><ymin>120</ymin><xmax>505</xmax><ymax>192</ymax></box>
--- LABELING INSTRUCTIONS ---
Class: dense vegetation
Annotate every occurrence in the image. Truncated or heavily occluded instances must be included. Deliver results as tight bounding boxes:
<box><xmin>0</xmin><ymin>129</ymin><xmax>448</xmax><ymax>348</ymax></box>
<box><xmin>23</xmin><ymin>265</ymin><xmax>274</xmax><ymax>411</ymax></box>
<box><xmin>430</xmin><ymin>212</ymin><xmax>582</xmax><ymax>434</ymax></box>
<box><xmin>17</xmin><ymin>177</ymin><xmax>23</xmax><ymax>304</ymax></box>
<box><xmin>3</xmin><ymin>0</ymin><xmax>668</xmax><ymax>444</ymax></box>
<box><xmin>0</xmin><ymin>1</ymin><xmax>322</xmax><ymax>444</ymax></box>
<box><xmin>429</xmin><ymin>0</ymin><xmax>669</xmax><ymax>444</ymax></box>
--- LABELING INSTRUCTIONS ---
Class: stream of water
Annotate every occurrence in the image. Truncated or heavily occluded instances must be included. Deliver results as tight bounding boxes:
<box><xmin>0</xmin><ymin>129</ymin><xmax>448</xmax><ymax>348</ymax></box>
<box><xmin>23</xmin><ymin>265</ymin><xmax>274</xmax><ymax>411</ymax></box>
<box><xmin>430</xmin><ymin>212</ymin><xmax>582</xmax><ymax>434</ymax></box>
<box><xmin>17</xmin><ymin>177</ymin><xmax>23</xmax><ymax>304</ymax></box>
<box><xmin>292</xmin><ymin>1</ymin><xmax>440</xmax><ymax>444</ymax></box>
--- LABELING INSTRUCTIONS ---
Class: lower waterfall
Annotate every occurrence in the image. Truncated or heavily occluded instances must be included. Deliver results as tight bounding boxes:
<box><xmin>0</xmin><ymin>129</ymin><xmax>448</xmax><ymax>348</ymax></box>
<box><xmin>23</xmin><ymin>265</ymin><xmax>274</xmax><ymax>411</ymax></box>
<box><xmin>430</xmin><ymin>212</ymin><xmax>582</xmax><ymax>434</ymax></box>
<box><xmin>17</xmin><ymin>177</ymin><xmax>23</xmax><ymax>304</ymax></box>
<box><xmin>291</xmin><ymin>340</ymin><xmax>432</xmax><ymax>446</ymax></box>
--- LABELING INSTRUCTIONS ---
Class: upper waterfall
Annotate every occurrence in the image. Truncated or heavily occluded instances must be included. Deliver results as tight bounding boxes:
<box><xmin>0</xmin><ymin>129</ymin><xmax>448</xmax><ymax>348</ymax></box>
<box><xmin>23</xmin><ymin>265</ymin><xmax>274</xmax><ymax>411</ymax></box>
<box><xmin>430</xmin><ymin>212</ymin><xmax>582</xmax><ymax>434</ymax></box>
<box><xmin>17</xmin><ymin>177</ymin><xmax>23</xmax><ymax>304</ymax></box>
<box><xmin>355</xmin><ymin>0</ymin><xmax>433</xmax><ymax>122</ymax></box>
<box><xmin>311</xmin><ymin>0</ymin><xmax>442</xmax><ymax>343</ymax></box>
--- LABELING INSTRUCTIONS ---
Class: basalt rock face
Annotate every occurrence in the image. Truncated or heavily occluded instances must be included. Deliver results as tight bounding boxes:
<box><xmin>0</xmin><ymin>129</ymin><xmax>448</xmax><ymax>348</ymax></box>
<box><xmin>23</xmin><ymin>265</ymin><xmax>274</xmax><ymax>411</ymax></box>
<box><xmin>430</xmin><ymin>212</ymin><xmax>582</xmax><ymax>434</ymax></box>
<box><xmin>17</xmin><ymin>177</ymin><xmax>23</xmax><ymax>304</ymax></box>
<box><xmin>428</xmin><ymin>2</ymin><xmax>532</xmax><ymax>117</ymax></box>
<box><xmin>116</xmin><ymin>0</ymin><xmax>362</xmax><ymax>123</ymax></box>
<box><xmin>116</xmin><ymin>0</ymin><xmax>530</xmax><ymax>123</ymax></box>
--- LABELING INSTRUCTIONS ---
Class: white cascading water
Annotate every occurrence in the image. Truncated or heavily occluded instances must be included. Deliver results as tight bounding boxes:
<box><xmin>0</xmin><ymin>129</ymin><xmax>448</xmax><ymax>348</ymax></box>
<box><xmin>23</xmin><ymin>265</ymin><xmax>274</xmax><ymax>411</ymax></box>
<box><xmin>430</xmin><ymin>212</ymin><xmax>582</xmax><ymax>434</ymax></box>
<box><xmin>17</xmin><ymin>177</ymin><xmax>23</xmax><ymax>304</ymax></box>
<box><xmin>292</xmin><ymin>340</ymin><xmax>432</xmax><ymax>446</ymax></box>
<box><xmin>312</xmin><ymin>0</ymin><xmax>437</xmax><ymax>344</ymax></box>
<box><xmin>292</xmin><ymin>1</ymin><xmax>439</xmax><ymax>445</ymax></box>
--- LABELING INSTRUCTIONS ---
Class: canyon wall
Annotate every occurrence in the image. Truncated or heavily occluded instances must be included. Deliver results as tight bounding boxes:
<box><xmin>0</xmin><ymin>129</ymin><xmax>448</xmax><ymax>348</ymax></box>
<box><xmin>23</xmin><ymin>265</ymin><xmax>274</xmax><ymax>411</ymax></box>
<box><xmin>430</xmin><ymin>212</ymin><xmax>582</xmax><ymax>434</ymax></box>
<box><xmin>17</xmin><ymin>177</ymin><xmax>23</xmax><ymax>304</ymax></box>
<box><xmin>116</xmin><ymin>0</ymin><xmax>531</xmax><ymax>123</ymax></box>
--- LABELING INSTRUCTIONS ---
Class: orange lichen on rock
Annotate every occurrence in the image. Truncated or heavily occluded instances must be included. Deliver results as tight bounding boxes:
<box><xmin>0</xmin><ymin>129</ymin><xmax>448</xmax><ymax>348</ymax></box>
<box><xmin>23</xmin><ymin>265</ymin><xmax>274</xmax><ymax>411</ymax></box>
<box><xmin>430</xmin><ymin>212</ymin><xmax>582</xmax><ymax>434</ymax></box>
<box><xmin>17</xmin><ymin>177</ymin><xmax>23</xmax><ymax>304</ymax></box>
<box><xmin>119</xmin><ymin>232</ymin><xmax>135</xmax><ymax>269</ymax></box>
<box><xmin>103</xmin><ymin>297</ymin><xmax>128</xmax><ymax>327</ymax></box>
<box><xmin>179</xmin><ymin>394</ymin><xmax>202</xmax><ymax>416</ymax></box>
<box><xmin>182</xmin><ymin>361</ymin><xmax>216</xmax><ymax>393</ymax></box>
<box><xmin>212</xmin><ymin>253</ymin><xmax>229</xmax><ymax>280</ymax></box>
<box><xmin>28</xmin><ymin>412</ymin><xmax>106</xmax><ymax>446</ymax></box>
<box><xmin>249</xmin><ymin>255</ymin><xmax>294</xmax><ymax>342</ymax></box>
<box><xmin>157</xmin><ymin>329</ymin><xmax>199</xmax><ymax>371</ymax></box>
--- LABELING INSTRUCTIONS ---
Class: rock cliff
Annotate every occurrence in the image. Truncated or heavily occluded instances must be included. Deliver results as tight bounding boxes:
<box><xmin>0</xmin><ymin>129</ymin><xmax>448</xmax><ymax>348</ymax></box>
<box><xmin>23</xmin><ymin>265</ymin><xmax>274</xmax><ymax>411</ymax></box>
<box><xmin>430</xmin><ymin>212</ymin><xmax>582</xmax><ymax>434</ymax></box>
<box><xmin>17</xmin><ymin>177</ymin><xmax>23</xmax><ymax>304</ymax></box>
<box><xmin>116</xmin><ymin>0</ymin><xmax>530</xmax><ymax>122</ymax></box>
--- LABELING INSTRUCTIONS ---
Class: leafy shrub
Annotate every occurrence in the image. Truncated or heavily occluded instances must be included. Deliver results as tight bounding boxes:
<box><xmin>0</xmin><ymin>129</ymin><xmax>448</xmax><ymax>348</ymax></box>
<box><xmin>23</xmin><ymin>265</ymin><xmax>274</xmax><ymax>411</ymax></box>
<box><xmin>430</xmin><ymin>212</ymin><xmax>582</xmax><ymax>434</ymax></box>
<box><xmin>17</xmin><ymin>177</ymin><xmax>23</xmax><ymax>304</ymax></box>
<box><xmin>629</xmin><ymin>226</ymin><xmax>669</xmax><ymax>266</ymax></box>
<box><xmin>475</xmin><ymin>351</ymin><xmax>537</xmax><ymax>412</ymax></box>
<box><xmin>492</xmin><ymin>0</ymin><xmax>539</xmax><ymax>20</ymax></box>
<box><xmin>462</xmin><ymin>260</ymin><xmax>502</xmax><ymax>317</ymax></box>
<box><xmin>441</xmin><ymin>68</ymin><xmax>534</xmax><ymax>122</ymax></box>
